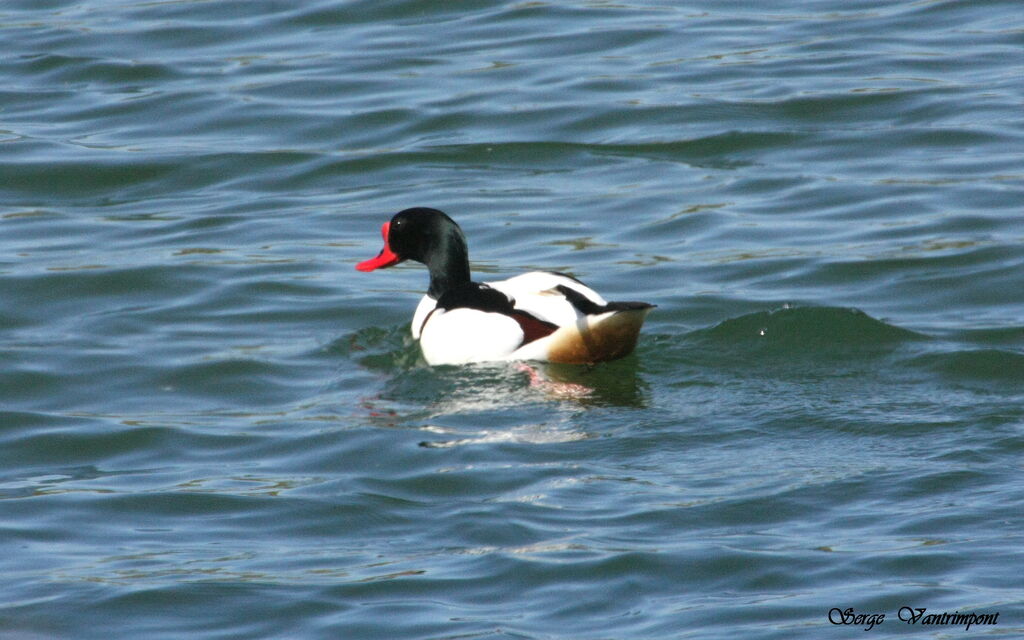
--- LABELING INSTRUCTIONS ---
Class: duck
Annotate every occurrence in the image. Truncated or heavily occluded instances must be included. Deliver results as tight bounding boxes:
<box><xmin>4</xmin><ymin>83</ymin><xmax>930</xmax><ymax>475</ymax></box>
<box><xmin>356</xmin><ymin>207</ymin><xmax>654</xmax><ymax>365</ymax></box>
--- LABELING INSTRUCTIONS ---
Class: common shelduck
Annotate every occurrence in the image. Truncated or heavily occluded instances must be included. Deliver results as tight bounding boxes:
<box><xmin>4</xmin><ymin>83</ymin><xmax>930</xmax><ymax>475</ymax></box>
<box><xmin>356</xmin><ymin>207</ymin><xmax>654</xmax><ymax>365</ymax></box>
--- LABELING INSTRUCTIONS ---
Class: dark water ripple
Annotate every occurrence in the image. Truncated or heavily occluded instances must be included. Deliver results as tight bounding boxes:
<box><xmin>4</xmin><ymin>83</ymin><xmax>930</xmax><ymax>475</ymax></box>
<box><xmin>2</xmin><ymin>0</ymin><xmax>1024</xmax><ymax>638</ymax></box>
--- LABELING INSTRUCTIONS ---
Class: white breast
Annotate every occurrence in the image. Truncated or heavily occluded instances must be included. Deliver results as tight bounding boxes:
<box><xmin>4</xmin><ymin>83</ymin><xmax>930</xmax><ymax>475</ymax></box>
<box><xmin>411</xmin><ymin>294</ymin><xmax>437</xmax><ymax>340</ymax></box>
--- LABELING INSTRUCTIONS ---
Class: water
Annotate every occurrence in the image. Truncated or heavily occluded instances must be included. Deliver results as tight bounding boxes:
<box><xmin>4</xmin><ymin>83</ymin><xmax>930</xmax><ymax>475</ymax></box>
<box><xmin>2</xmin><ymin>0</ymin><xmax>1023</xmax><ymax>638</ymax></box>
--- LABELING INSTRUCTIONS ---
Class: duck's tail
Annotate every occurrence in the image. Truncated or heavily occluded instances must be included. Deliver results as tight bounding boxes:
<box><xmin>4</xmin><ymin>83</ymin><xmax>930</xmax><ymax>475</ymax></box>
<box><xmin>545</xmin><ymin>285</ymin><xmax>655</xmax><ymax>363</ymax></box>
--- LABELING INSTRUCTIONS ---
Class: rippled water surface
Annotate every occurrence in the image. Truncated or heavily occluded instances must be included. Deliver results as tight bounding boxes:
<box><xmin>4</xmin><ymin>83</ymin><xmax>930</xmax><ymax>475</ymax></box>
<box><xmin>2</xmin><ymin>1</ymin><xmax>1023</xmax><ymax>638</ymax></box>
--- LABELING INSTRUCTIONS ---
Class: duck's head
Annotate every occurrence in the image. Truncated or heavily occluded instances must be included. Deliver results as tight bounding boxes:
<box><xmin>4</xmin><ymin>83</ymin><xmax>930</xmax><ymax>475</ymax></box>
<box><xmin>356</xmin><ymin>207</ymin><xmax>471</xmax><ymax>296</ymax></box>
<box><xmin>356</xmin><ymin>207</ymin><xmax>465</xmax><ymax>271</ymax></box>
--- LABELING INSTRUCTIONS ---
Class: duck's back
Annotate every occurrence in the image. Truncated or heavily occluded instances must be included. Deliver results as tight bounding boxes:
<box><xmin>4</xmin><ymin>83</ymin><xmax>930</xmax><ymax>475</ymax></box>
<box><xmin>487</xmin><ymin>271</ymin><xmax>607</xmax><ymax>327</ymax></box>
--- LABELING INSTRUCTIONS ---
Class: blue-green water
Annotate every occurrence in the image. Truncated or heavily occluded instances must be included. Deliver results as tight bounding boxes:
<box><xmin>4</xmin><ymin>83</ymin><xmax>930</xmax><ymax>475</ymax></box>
<box><xmin>2</xmin><ymin>1</ymin><xmax>1023</xmax><ymax>638</ymax></box>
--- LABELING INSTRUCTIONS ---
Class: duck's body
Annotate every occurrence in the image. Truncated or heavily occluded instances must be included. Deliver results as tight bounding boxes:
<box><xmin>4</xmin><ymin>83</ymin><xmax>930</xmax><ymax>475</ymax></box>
<box><xmin>357</xmin><ymin>208</ymin><xmax>654</xmax><ymax>365</ymax></box>
<box><xmin>411</xmin><ymin>271</ymin><xmax>652</xmax><ymax>365</ymax></box>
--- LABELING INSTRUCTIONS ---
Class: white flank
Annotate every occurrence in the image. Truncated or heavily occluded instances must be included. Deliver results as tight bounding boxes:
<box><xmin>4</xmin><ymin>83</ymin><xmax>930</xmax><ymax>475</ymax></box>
<box><xmin>419</xmin><ymin>308</ymin><xmax>525</xmax><ymax>365</ymax></box>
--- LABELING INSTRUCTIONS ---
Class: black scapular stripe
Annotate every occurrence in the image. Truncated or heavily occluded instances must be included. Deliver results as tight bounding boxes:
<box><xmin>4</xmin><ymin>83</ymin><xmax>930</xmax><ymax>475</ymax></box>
<box><xmin>554</xmin><ymin>284</ymin><xmax>656</xmax><ymax>315</ymax></box>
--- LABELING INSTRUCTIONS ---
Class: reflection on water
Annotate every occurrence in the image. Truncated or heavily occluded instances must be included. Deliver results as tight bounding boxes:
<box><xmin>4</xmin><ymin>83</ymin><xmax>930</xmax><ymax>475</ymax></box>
<box><xmin>344</xmin><ymin>322</ymin><xmax>652</xmax><ymax>414</ymax></box>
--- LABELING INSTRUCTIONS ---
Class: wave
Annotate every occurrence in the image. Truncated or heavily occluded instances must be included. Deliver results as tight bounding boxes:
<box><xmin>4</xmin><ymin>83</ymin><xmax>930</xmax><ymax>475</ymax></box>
<box><xmin>687</xmin><ymin>305</ymin><xmax>924</xmax><ymax>351</ymax></box>
<box><xmin>908</xmin><ymin>348</ymin><xmax>1024</xmax><ymax>386</ymax></box>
